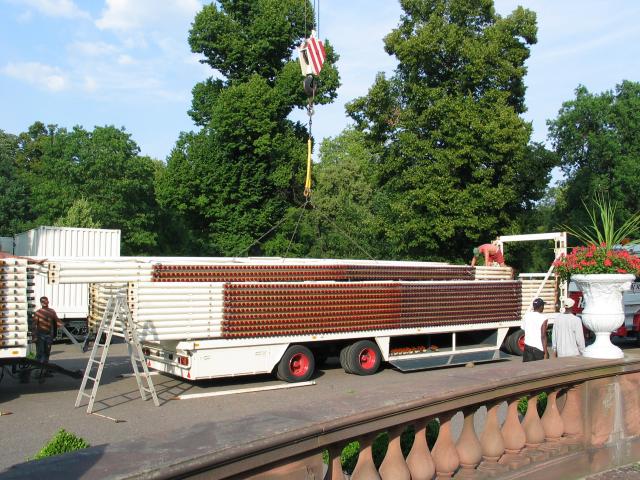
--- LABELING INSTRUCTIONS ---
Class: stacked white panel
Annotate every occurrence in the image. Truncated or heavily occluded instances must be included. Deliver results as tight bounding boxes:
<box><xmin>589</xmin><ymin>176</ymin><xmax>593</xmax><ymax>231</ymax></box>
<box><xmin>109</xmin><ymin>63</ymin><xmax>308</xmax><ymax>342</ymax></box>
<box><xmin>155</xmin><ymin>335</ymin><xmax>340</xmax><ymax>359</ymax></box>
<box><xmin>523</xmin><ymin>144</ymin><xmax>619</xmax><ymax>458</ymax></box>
<box><xmin>0</xmin><ymin>258</ymin><xmax>29</xmax><ymax>359</ymax></box>
<box><xmin>128</xmin><ymin>282</ymin><xmax>225</xmax><ymax>341</ymax></box>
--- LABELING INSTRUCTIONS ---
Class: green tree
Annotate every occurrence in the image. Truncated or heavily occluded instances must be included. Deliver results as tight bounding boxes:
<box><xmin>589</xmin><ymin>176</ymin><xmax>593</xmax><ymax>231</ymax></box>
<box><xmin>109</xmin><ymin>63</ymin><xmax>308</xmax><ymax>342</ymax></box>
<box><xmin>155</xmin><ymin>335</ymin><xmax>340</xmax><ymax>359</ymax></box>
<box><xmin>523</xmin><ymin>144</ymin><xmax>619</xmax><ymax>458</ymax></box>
<box><xmin>347</xmin><ymin>0</ymin><xmax>550</xmax><ymax>263</ymax></box>
<box><xmin>548</xmin><ymin>81</ymin><xmax>640</xmax><ymax>229</ymax></box>
<box><xmin>16</xmin><ymin>123</ymin><xmax>159</xmax><ymax>254</ymax></box>
<box><xmin>0</xmin><ymin>130</ymin><xmax>32</xmax><ymax>235</ymax></box>
<box><xmin>282</xmin><ymin>129</ymin><xmax>386</xmax><ymax>259</ymax></box>
<box><xmin>161</xmin><ymin>0</ymin><xmax>340</xmax><ymax>256</ymax></box>
<box><xmin>54</xmin><ymin>197</ymin><xmax>101</xmax><ymax>228</ymax></box>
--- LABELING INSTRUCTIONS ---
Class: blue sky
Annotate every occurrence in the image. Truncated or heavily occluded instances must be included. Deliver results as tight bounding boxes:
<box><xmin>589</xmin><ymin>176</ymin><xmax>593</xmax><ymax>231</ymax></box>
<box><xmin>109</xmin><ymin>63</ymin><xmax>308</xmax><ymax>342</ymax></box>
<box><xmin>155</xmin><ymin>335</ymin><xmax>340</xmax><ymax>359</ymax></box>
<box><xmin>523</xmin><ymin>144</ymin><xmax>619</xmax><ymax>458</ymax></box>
<box><xmin>1</xmin><ymin>0</ymin><xmax>639</xmax><ymax>163</ymax></box>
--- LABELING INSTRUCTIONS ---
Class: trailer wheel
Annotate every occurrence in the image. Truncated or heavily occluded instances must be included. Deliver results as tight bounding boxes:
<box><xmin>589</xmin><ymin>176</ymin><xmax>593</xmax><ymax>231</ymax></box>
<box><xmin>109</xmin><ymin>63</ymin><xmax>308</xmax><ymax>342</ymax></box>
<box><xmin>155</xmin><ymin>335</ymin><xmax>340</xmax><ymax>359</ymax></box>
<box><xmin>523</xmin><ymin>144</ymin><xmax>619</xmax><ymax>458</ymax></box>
<box><xmin>276</xmin><ymin>345</ymin><xmax>315</xmax><ymax>382</ymax></box>
<box><xmin>505</xmin><ymin>329</ymin><xmax>525</xmax><ymax>356</ymax></box>
<box><xmin>339</xmin><ymin>345</ymin><xmax>354</xmax><ymax>374</ymax></box>
<box><xmin>346</xmin><ymin>340</ymin><xmax>381</xmax><ymax>376</ymax></box>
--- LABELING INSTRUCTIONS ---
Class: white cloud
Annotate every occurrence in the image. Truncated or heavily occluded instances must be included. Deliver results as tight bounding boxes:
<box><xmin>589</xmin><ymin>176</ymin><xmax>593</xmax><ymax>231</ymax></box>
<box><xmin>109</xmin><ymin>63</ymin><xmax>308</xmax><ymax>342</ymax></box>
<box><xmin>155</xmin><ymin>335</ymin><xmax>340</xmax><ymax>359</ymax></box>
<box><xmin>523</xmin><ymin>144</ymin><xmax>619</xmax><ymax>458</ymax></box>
<box><xmin>69</xmin><ymin>41</ymin><xmax>119</xmax><ymax>57</ymax></box>
<box><xmin>117</xmin><ymin>54</ymin><xmax>134</xmax><ymax>65</ymax></box>
<box><xmin>2</xmin><ymin>61</ymin><xmax>68</xmax><ymax>91</ymax></box>
<box><xmin>19</xmin><ymin>0</ymin><xmax>90</xmax><ymax>19</ymax></box>
<box><xmin>95</xmin><ymin>0</ymin><xmax>201</xmax><ymax>32</ymax></box>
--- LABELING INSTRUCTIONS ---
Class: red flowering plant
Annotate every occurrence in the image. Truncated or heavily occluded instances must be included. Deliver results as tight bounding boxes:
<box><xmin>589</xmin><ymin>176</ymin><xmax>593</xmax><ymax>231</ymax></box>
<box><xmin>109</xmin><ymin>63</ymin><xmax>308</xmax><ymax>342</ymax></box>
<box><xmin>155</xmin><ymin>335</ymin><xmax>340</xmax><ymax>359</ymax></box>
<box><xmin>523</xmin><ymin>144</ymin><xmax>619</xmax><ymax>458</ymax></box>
<box><xmin>553</xmin><ymin>243</ymin><xmax>640</xmax><ymax>282</ymax></box>
<box><xmin>553</xmin><ymin>194</ymin><xmax>640</xmax><ymax>282</ymax></box>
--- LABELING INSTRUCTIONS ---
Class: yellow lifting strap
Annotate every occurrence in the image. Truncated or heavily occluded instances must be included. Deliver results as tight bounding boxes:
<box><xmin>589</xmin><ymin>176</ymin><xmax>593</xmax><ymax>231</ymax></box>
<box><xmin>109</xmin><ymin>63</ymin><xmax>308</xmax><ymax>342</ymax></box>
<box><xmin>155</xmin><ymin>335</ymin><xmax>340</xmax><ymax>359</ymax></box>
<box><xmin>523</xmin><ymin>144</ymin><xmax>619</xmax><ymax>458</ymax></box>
<box><xmin>304</xmin><ymin>136</ymin><xmax>312</xmax><ymax>198</ymax></box>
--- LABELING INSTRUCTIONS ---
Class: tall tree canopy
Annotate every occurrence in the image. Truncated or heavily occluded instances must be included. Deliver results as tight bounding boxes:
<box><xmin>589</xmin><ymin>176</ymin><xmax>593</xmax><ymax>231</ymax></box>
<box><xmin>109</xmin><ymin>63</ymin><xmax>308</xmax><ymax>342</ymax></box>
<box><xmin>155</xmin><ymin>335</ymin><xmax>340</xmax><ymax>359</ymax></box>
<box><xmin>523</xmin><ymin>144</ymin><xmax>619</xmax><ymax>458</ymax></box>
<box><xmin>159</xmin><ymin>0</ymin><xmax>340</xmax><ymax>256</ymax></box>
<box><xmin>0</xmin><ymin>130</ymin><xmax>32</xmax><ymax>236</ymax></box>
<box><xmin>346</xmin><ymin>0</ymin><xmax>553</xmax><ymax>262</ymax></box>
<box><xmin>548</xmin><ymin>80</ymin><xmax>640</xmax><ymax>227</ymax></box>
<box><xmin>15</xmin><ymin>122</ymin><xmax>159</xmax><ymax>254</ymax></box>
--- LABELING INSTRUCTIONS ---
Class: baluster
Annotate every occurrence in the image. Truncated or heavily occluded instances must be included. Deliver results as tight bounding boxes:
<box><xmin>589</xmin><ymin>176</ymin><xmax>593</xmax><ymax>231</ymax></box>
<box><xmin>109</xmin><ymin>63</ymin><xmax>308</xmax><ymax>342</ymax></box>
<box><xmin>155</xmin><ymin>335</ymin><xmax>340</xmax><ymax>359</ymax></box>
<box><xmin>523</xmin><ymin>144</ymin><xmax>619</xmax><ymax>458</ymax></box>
<box><xmin>477</xmin><ymin>402</ymin><xmax>507</xmax><ymax>475</ymax></box>
<box><xmin>541</xmin><ymin>388</ymin><xmax>564</xmax><ymax>441</ymax></box>
<box><xmin>379</xmin><ymin>426</ymin><xmax>411</xmax><ymax>480</ymax></box>
<box><xmin>540</xmin><ymin>389</ymin><xmax>569</xmax><ymax>456</ymax></box>
<box><xmin>522</xmin><ymin>394</ymin><xmax>547</xmax><ymax>462</ymax></box>
<box><xmin>431</xmin><ymin>412</ymin><xmax>459</xmax><ymax>479</ymax></box>
<box><xmin>561</xmin><ymin>384</ymin><xmax>584</xmax><ymax>446</ymax></box>
<box><xmin>455</xmin><ymin>408</ymin><xmax>482</xmax><ymax>478</ymax></box>
<box><xmin>406</xmin><ymin>418</ymin><xmax>435</xmax><ymax>480</ymax></box>
<box><xmin>326</xmin><ymin>445</ymin><xmax>345</xmax><ymax>480</ymax></box>
<box><xmin>351</xmin><ymin>434</ymin><xmax>381</xmax><ymax>480</ymax></box>
<box><xmin>499</xmin><ymin>397</ymin><xmax>530</xmax><ymax>469</ymax></box>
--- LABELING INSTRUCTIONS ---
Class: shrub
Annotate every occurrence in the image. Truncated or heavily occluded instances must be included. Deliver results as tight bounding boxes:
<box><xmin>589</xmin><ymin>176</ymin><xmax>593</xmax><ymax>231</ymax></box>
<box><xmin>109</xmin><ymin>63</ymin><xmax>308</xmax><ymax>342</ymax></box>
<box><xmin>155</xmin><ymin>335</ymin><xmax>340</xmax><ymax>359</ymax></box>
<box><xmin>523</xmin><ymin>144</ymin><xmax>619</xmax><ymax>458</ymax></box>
<box><xmin>33</xmin><ymin>429</ymin><xmax>89</xmax><ymax>460</ymax></box>
<box><xmin>517</xmin><ymin>392</ymin><xmax>548</xmax><ymax>417</ymax></box>
<box><xmin>322</xmin><ymin>419</ymin><xmax>440</xmax><ymax>475</ymax></box>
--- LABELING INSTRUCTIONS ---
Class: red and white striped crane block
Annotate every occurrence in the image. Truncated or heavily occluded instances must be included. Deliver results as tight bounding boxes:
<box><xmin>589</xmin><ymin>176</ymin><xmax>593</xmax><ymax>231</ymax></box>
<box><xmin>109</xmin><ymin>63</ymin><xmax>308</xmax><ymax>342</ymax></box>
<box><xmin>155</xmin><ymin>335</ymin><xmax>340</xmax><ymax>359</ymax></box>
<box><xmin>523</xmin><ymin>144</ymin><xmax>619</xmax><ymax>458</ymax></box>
<box><xmin>298</xmin><ymin>30</ymin><xmax>326</xmax><ymax>76</ymax></box>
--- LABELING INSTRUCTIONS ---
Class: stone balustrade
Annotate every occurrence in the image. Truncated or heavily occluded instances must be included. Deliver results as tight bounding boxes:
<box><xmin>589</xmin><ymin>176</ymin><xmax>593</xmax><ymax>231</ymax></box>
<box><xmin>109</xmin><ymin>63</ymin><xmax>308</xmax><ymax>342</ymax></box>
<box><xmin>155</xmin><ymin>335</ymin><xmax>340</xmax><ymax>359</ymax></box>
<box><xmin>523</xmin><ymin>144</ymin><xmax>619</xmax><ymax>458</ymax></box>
<box><xmin>4</xmin><ymin>355</ymin><xmax>640</xmax><ymax>479</ymax></box>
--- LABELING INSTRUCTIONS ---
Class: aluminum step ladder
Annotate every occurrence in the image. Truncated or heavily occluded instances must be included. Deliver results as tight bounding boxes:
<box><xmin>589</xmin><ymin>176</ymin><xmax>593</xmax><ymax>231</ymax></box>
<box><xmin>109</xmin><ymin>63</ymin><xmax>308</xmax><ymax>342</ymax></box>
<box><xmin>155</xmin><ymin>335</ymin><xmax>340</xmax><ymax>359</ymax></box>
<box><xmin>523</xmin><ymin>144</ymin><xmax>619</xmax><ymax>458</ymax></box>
<box><xmin>75</xmin><ymin>294</ymin><xmax>159</xmax><ymax>413</ymax></box>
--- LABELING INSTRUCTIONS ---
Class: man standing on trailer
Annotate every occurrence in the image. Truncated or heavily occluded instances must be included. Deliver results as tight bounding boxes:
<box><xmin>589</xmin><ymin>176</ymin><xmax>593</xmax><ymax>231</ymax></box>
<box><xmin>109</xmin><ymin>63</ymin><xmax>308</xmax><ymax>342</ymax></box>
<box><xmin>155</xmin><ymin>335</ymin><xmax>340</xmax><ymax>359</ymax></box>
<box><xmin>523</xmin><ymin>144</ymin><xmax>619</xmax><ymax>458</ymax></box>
<box><xmin>470</xmin><ymin>241</ymin><xmax>506</xmax><ymax>267</ymax></box>
<box><xmin>521</xmin><ymin>297</ymin><xmax>549</xmax><ymax>362</ymax></box>
<box><xmin>32</xmin><ymin>296</ymin><xmax>63</xmax><ymax>376</ymax></box>
<box><xmin>551</xmin><ymin>297</ymin><xmax>585</xmax><ymax>357</ymax></box>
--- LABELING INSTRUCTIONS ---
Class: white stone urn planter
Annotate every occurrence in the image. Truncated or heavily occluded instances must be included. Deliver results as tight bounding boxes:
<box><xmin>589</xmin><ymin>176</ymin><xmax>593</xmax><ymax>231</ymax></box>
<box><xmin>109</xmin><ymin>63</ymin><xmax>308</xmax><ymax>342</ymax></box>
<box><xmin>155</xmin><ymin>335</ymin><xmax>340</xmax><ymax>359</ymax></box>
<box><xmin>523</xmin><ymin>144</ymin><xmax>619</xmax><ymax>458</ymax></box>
<box><xmin>572</xmin><ymin>273</ymin><xmax>636</xmax><ymax>359</ymax></box>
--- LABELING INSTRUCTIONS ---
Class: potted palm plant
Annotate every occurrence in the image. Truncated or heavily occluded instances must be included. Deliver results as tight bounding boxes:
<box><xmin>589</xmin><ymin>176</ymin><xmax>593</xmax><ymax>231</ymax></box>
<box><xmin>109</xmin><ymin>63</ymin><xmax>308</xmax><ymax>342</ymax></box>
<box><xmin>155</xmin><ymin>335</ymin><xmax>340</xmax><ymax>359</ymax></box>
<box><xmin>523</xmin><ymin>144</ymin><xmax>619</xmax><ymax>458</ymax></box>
<box><xmin>554</xmin><ymin>194</ymin><xmax>640</xmax><ymax>359</ymax></box>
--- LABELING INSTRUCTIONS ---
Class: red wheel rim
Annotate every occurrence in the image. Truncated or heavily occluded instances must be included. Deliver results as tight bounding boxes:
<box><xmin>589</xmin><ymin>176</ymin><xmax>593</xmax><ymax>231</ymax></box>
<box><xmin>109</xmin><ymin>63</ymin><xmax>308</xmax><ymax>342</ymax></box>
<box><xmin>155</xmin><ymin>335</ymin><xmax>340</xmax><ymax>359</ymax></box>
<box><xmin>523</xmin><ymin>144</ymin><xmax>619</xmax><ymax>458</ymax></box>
<box><xmin>359</xmin><ymin>348</ymin><xmax>377</xmax><ymax>370</ymax></box>
<box><xmin>289</xmin><ymin>353</ymin><xmax>310</xmax><ymax>377</ymax></box>
<box><xmin>517</xmin><ymin>335</ymin><xmax>525</xmax><ymax>352</ymax></box>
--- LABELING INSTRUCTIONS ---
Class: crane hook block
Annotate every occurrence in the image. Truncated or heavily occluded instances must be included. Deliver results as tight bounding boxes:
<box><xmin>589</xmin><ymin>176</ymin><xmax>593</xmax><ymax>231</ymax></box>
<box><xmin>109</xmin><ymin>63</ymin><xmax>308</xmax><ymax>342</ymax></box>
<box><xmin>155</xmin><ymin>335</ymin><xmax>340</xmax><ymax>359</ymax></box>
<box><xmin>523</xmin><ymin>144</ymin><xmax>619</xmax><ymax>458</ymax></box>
<box><xmin>298</xmin><ymin>30</ymin><xmax>326</xmax><ymax>77</ymax></box>
<box><xmin>304</xmin><ymin>75</ymin><xmax>317</xmax><ymax>98</ymax></box>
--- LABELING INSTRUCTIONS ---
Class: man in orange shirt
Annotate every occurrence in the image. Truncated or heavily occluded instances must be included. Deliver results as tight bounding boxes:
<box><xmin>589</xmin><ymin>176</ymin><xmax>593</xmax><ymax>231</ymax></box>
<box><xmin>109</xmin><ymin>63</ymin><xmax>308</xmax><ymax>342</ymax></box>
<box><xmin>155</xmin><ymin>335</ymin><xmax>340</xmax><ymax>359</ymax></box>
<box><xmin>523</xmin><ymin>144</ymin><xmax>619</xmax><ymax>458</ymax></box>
<box><xmin>471</xmin><ymin>242</ymin><xmax>506</xmax><ymax>267</ymax></box>
<box><xmin>32</xmin><ymin>296</ymin><xmax>63</xmax><ymax>375</ymax></box>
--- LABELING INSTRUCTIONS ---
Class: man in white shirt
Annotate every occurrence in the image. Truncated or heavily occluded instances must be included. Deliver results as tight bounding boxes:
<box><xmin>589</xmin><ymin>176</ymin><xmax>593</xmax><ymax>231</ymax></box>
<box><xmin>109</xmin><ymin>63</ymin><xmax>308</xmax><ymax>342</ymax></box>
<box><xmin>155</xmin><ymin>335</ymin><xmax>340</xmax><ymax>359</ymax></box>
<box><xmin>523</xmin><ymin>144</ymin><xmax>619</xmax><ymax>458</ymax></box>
<box><xmin>551</xmin><ymin>297</ymin><xmax>586</xmax><ymax>357</ymax></box>
<box><xmin>521</xmin><ymin>297</ymin><xmax>549</xmax><ymax>362</ymax></box>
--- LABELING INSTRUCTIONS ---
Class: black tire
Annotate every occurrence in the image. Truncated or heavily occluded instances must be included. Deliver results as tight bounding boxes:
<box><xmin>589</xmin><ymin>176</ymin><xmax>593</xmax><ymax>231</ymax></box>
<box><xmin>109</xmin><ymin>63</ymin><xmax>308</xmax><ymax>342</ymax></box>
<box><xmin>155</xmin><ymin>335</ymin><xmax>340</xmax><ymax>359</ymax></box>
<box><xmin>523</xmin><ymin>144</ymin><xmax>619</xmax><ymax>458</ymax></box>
<box><xmin>339</xmin><ymin>345</ymin><xmax>354</xmax><ymax>374</ymax></box>
<box><xmin>347</xmin><ymin>340</ymin><xmax>382</xmax><ymax>376</ymax></box>
<box><xmin>276</xmin><ymin>345</ymin><xmax>315</xmax><ymax>382</ymax></box>
<box><xmin>506</xmin><ymin>329</ymin><xmax>525</xmax><ymax>356</ymax></box>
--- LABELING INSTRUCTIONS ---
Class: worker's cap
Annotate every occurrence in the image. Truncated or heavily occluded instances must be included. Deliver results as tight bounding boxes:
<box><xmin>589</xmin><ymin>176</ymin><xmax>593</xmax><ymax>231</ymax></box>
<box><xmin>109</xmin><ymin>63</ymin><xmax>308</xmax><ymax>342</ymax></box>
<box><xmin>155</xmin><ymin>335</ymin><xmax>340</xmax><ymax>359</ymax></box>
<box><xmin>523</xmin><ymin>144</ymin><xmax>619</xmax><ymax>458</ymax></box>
<box><xmin>563</xmin><ymin>297</ymin><xmax>575</xmax><ymax>309</ymax></box>
<box><xmin>473</xmin><ymin>247</ymin><xmax>480</xmax><ymax>256</ymax></box>
<box><xmin>532</xmin><ymin>298</ymin><xmax>545</xmax><ymax>309</ymax></box>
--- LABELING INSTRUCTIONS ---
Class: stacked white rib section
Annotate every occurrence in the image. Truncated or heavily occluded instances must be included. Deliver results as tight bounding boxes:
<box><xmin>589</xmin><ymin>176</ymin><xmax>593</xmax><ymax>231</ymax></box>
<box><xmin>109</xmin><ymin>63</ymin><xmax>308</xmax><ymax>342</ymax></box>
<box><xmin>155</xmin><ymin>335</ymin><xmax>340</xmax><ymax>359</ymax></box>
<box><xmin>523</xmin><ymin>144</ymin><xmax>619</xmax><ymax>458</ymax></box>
<box><xmin>47</xmin><ymin>259</ymin><xmax>154</xmax><ymax>284</ymax></box>
<box><xmin>0</xmin><ymin>258</ymin><xmax>29</xmax><ymax>358</ymax></box>
<box><xmin>38</xmin><ymin>256</ymin><xmax>455</xmax><ymax>284</ymax></box>
<box><xmin>88</xmin><ymin>283</ymin><xmax>127</xmax><ymax>334</ymax></box>
<box><xmin>128</xmin><ymin>282</ymin><xmax>224</xmax><ymax>341</ymax></box>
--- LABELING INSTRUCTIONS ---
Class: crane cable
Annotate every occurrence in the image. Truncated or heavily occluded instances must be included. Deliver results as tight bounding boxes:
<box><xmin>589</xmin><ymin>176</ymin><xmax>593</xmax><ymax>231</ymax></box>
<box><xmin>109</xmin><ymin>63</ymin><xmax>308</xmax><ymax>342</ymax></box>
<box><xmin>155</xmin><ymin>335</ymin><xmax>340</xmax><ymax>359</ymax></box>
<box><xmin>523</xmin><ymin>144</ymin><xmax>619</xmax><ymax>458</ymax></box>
<box><xmin>302</xmin><ymin>0</ymin><xmax>322</xmax><ymax>199</ymax></box>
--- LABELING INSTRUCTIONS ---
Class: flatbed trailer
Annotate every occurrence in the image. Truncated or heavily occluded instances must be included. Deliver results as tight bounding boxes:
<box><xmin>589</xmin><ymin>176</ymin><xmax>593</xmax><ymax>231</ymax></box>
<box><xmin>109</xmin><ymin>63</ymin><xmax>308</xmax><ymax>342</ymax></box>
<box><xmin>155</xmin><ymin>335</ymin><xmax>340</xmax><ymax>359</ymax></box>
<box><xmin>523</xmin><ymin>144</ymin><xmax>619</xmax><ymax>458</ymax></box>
<box><xmin>26</xmin><ymin>233</ymin><xmax>566</xmax><ymax>383</ymax></box>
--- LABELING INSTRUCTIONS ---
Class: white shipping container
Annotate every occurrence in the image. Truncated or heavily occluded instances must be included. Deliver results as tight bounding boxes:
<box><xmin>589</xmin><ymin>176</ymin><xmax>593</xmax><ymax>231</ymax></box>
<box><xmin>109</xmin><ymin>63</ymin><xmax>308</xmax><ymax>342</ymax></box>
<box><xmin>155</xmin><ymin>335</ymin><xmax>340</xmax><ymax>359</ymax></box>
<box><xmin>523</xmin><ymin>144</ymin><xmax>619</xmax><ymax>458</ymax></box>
<box><xmin>0</xmin><ymin>236</ymin><xmax>13</xmax><ymax>253</ymax></box>
<box><xmin>15</xmin><ymin>226</ymin><xmax>121</xmax><ymax>319</ymax></box>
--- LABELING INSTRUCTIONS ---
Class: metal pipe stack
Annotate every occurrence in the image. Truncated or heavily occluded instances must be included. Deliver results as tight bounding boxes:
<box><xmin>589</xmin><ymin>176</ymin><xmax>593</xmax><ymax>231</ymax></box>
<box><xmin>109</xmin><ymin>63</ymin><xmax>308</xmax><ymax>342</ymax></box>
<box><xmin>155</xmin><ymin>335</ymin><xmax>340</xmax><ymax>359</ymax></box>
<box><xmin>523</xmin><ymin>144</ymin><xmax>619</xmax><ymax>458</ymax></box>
<box><xmin>0</xmin><ymin>258</ymin><xmax>29</xmax><ymax>357</ymax></box>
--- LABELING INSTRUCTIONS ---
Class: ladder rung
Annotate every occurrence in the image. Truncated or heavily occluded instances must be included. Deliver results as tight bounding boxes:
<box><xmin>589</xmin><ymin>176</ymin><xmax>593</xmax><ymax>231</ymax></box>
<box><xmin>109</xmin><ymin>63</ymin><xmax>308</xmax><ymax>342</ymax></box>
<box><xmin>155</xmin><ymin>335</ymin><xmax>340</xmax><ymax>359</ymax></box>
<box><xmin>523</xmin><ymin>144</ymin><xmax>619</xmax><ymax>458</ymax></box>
<box><xmin>78</xmin><ymin>295</ymin><xmax>158</xmax><ymax>413</ymax></box>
